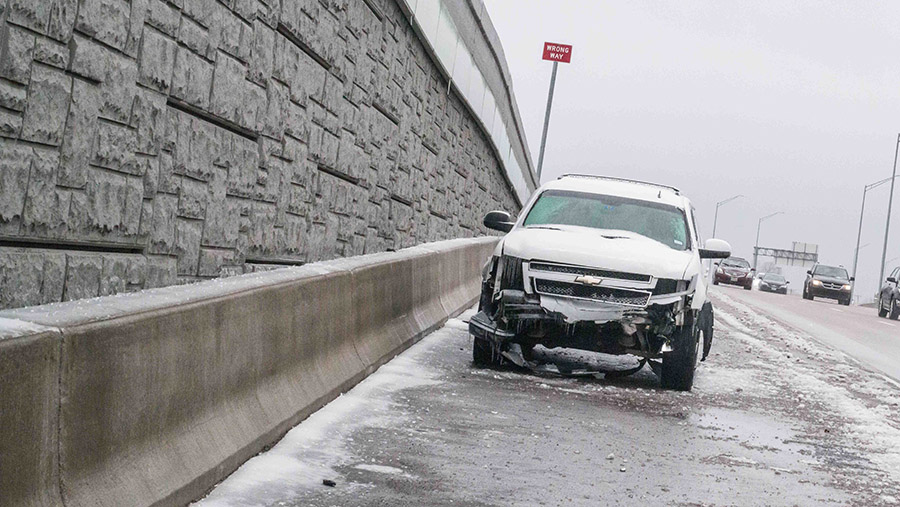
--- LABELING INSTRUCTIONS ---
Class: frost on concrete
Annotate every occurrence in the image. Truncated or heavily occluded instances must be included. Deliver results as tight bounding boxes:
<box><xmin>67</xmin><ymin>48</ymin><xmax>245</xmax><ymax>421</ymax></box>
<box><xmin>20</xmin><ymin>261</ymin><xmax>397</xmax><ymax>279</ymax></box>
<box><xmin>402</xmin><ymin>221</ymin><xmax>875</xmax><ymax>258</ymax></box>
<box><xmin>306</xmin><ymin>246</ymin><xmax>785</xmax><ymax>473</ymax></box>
<box><xmin>0</xmin><ymin>317</ymin><xmax>55</xmax><ymax>340</ymax></box>
<box><xmin>191</xmin><ymin>315</ymin><xmax>465</xmax><ymax>507</ymax></box>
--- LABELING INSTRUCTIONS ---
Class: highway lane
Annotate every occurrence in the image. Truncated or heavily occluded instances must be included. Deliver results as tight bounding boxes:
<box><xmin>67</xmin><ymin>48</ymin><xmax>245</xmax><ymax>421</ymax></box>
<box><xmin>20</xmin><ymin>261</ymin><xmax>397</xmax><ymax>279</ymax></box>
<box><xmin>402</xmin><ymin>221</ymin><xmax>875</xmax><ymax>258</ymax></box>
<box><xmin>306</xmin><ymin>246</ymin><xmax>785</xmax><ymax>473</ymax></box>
<box><xmin>194</xmin><ymin>302</ymin><xmax>900</xmax><ymax>506</ymax></box>
<box><xmin>715</xmin><ymin>284</ymin><xmax>900</xmax><ymax>383</ymax></box>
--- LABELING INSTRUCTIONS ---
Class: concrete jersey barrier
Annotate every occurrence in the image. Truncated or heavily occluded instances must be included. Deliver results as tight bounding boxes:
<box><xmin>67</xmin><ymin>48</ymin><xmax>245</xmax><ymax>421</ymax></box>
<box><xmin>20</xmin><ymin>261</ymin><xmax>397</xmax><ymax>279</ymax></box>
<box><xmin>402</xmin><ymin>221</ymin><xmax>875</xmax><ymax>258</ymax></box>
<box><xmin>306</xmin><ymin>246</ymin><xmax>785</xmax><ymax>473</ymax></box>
<box><xmin>0</xmin><ymin>237</ymin><xmax>497</xmax><ymax>507</ymax></box>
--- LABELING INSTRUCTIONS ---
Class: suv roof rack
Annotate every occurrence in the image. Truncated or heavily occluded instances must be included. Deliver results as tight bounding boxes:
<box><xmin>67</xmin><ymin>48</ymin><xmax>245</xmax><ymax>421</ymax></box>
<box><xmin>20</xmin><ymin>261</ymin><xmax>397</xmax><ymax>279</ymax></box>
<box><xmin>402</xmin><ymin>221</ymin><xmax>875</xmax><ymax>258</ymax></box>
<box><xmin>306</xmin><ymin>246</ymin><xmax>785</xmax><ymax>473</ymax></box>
<box><xmin>557</xmin><ymin>174</ymin><xmax>680</xmax><ymax>195</ymax></box>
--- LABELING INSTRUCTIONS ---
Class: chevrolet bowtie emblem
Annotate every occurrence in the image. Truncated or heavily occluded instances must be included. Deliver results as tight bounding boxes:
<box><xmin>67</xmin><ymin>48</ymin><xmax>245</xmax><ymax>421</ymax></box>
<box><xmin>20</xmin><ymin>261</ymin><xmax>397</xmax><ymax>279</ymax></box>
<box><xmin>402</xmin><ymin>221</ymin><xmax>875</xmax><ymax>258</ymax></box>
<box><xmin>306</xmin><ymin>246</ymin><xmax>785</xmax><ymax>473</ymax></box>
<box><xmin>574</xmin><ymin>275</ymin><xmax>603</xmax><ymax>286</ymax></box>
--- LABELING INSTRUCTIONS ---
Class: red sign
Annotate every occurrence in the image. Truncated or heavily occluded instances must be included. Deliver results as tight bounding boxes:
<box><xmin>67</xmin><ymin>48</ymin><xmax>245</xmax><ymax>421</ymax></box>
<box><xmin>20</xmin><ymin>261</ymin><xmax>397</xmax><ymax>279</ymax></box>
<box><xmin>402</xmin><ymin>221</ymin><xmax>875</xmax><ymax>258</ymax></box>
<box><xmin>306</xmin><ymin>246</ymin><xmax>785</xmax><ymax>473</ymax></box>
<box><xmin>542</xmin><ymin>42</ymin><xmax>573</xmax><ymax>63</ymax></box>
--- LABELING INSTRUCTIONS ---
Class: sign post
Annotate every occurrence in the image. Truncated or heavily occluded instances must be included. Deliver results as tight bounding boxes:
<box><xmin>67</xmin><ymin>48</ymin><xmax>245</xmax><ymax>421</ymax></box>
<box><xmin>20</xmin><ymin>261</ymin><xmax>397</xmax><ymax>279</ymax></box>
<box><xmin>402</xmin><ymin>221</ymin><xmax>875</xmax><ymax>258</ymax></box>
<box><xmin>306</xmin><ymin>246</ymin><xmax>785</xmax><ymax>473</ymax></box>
<box><xmin>536</xmin><ymin>42</ymin><xmax>573</xmax><ymax>182</ymax></box>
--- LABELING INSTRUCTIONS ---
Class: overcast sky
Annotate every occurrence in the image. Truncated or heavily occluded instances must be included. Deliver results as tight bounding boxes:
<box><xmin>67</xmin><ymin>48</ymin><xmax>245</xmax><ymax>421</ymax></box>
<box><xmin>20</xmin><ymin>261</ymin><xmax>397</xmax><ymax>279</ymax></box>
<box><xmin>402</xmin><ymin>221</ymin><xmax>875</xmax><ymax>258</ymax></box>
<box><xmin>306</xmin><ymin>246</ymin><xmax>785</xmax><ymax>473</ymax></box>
<box><xmin>483</xmin><ymin>0</ymin><xmax>900</xmax><ymax>299</ymax></box>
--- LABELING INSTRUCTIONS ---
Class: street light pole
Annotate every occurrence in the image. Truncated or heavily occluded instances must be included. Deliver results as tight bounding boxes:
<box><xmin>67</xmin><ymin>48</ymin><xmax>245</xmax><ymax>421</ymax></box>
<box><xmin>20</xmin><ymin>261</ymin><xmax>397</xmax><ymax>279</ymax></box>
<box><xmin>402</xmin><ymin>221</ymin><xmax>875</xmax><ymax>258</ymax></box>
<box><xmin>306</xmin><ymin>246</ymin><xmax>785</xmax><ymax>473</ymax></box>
<box><xmin>708</xmin><ymin>194</ymin><xmax>742</xmax><ymax>282</ymax></box>
<box><xmin>879</xmin><ymin>134</ymin><xmax>900</xmax><ymax>288</ymax></box>
<box><xmin>853</xmin><ymin>176</ymin><xmax>898</xmax><ymax>285</ymax></box>
<box><xmin>711</xmin><ymin>194</ymin><xmax>743</xmax><ymax>238</ymax></box>
<box><xmin>754</xmin><ymin>211</ymin><xmax>784</xmax><ymax>272</ymax></box>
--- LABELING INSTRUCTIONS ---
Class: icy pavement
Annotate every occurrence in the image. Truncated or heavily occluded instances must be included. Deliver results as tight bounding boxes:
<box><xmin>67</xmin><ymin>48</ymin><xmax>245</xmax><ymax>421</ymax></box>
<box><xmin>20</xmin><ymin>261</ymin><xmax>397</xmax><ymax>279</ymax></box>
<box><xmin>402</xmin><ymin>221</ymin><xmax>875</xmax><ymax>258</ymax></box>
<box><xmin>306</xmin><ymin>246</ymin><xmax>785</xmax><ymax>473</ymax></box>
<box><xmin>194</xmin><ymin>297</ymin><xmax>900</xmax><ymax>506</ymax></box>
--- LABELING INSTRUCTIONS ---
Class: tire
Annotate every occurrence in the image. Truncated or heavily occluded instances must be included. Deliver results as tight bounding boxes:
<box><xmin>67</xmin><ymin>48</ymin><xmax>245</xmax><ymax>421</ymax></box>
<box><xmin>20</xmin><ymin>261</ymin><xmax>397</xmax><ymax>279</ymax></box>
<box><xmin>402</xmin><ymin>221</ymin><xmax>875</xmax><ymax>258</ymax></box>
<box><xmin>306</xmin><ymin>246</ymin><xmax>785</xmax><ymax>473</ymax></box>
<box><xmin>699</xmin><ymin>302</ymin><xmax>714</xmax><ymax>361</ymax></box>
<box><xmin>890</xmin><ymin>298</ymin><xmax>900</xmax><ymax>321</ymax></box>
<box><xmin>713</xmin><ymin>279</ymin><xmax>719</xmax><ymax>286</ymax></box>
<box><xmin>879</xmin><ymin>296</ymin><xmax>889</xmax><ymax>318</ymax></box>
<box><xmin>802</xmin><ymin>286</ymin><xmax>810</xmax><ymax>300</ymax></box>
<box><xmin>472</xmin><ymin>337</ymin><xmax>501</xmax><ymax>366</ymax></box>
<box><xmin>841</xmin><ymin>298</ymin><xmax>850</xmax><ymax>306</ymax></box>
<box><xmin>661</xmin><ymin>313</ymin><xmax>700</xmax><ymax>391</ymax></box>
<box><xmin>744</xmin><ymin>283</ymin><xmax>752</xmax><ymax>291</ymax></box>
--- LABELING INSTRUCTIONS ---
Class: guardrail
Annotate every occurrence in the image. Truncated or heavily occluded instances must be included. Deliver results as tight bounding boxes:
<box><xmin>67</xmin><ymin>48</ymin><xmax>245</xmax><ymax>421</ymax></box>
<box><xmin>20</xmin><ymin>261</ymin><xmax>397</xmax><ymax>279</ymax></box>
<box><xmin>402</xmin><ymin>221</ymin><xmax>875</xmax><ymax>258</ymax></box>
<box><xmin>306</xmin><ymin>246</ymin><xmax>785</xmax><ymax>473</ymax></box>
<box><xmin>0</xmin><ymin>237</ymin><xmax>497</xmax><ymax>507</ymax></box>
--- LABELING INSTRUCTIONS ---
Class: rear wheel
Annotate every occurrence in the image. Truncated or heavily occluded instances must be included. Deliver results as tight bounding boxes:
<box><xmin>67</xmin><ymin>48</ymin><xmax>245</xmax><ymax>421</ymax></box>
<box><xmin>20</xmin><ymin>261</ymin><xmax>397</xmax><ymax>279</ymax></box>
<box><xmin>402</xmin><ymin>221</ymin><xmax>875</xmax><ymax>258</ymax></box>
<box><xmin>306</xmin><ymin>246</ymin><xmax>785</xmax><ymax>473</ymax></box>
<box><xmin>472</xmin><ymin>337</ymin><xmax>501</xmax><ymax>366</ymax></box>
<box><xmin>744</xmin><ymin>283</ymin><xmax>752</xmax><ymax>291</ymax></box>
<box><xmin>661</xmin><ymin>314</ymin><xmax>700</xmax><ymax>391</ymax></box>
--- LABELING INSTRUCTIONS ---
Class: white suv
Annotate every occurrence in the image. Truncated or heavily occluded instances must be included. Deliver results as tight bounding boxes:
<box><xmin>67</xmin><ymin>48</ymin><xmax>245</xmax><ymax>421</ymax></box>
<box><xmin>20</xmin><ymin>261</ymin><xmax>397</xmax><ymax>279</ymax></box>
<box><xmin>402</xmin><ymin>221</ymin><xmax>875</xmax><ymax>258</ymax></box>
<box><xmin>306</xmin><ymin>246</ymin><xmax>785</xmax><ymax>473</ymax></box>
<box><xmin>469</xmin><ymin>174</ymin><xmax>731</xmax><ymax>390</ymax></box>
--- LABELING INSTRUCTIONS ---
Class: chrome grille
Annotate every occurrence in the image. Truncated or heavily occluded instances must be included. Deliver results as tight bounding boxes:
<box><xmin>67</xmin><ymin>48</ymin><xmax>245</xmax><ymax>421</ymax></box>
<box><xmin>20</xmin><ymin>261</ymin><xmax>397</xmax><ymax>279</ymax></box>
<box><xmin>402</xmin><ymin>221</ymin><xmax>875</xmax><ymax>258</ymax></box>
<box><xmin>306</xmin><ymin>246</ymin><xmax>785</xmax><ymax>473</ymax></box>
<box><xmin>534</xmin><ymin>279</ymin><xmax>651</xmax><ymax>307</ymax></box>
<box><xmin>822</xmin><ymin>282</ymin><xmax>844</xmax><ymax>290</ymax></box>
<box><xmin>528</xmin><ymin>262</ymin><xmax>651</xmax><ymax>283</ymax></box>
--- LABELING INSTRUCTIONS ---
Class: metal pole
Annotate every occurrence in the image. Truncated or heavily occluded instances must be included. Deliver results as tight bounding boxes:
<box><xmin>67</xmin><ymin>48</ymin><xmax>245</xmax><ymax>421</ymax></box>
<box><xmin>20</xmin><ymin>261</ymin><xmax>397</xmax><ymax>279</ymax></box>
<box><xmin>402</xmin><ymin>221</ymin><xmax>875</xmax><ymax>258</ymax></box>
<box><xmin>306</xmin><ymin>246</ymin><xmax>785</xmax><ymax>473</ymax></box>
<box><xmin>536</xmin><ymin>61</ymin><xmax>559</xmax><ymax>182</ymax></box>
<box><xmin>711</xmin><ymin>205</ymin><xmax>720</xmax><ymax>238</ymax></box>
<box><xmin>852</xmin><ymin>188</ymin><xmax>867</xmax><ymax>283</ymax></box>
<box><xmin>879</xmin><ymin>134</ymin><xmax>900</xmax><ymax>287</ymax></box>
<box><xmin>754</xmin><ymin>212</ymin><xmax>783</xmax><ymax>272</ymax></box>
<box><xmin>754</xmin><ymin>219</ymin><xmax>762</xmax><ymax>271</ymax></box>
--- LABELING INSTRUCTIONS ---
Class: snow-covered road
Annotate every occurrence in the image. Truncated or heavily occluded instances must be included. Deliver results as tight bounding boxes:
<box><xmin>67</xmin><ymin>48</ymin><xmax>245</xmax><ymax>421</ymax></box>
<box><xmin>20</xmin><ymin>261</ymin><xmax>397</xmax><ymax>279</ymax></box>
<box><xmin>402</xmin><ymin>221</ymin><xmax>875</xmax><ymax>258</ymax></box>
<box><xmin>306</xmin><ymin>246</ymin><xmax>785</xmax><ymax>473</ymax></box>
<box><xmin>193</xmin><ymin>292</ymin><xmax>900</xmax><ymax>506</ymax></box>
<box><xmin>719</xmin><ymin>284</ymin><xmax>900</xmax><ymax>383</ymax></box>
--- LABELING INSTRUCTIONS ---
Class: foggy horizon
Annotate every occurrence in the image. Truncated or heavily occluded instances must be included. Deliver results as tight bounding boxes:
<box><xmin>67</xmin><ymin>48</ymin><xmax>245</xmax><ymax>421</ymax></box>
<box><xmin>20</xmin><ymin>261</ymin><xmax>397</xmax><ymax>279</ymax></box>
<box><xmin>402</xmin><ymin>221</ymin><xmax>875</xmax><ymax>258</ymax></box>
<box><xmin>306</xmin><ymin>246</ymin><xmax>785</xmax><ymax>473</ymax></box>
<box><xmin>485</xmin><ymin>0</ymin><xmax>900</xmax><ymax>299</ymax></box>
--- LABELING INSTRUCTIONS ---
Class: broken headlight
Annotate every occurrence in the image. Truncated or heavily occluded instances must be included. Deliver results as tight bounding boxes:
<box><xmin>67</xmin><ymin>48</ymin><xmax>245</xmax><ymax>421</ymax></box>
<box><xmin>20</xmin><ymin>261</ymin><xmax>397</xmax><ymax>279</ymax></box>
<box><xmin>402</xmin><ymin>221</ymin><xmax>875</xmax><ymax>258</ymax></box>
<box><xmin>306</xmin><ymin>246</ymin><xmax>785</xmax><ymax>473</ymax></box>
<box><xmin>495</xmin><ymin>255</ymin><xmax>524</xmax><ymax>291</ymax></box>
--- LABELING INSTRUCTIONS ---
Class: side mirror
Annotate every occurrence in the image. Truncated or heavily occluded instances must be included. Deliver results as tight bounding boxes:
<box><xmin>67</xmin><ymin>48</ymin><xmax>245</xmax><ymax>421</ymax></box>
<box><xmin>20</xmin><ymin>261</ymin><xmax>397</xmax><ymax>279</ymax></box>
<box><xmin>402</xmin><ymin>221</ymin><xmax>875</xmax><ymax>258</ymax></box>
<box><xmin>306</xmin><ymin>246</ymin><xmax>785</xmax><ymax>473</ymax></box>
<box><xmin>807</xmin><ymin>270</ymin><xmax>812</xmax><ymax>275</ymax></box>
<box><xmin>786</xmin><ymin>281</ymin><xmax>791</xmax><ymax>284</ymax></box>
<box><xmin>850</xmin><ymin>277</ymin><xmax>855</xmax><ymax>282</ymax></box>
<box><xmin>698</xmin><ymin>238</ymin><xmax>731</xmax><ymax>259</ymax></box>
<box><xmin>889</xmin><ymin>277</ymin><xmax>897</xmax><ymax>284</ymax></box>
<box><xmin>483</xmin><ymin>210</ymin><xmax>514</xmax><ymax>233</ymax></box>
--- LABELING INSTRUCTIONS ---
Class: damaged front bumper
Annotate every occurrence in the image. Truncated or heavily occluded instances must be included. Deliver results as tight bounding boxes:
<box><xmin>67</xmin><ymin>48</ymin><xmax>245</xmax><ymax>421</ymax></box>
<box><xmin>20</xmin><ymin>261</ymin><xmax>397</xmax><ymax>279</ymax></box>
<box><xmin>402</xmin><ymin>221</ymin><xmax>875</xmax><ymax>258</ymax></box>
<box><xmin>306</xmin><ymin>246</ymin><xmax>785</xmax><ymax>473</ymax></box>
<box><xmin>469</xmin><ymin>288</ymin><xmax>689</xmax><ymax>360</ymax></box>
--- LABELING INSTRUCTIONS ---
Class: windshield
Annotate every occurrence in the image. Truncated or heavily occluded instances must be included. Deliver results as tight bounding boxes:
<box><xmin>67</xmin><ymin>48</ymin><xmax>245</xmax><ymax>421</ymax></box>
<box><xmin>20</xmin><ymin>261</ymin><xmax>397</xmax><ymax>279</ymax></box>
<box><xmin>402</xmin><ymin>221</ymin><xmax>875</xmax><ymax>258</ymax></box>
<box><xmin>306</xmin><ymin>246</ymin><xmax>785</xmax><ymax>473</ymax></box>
<box><xmin>721</xmin><ymin>258</ymin><xmax>751</xmax><ymax>268</ymax></box>
<box><xmin>522</xmin><ymin>190</ymin><xmax>690</xmax><ymax>250</ymax></box>
<box><xmin>815</xmin><ymin>265</ymin><xmax>849</xmax><ymax>279</ymax></box>
<box><xmin>763</xmin><ymin>273</ymin><xmax>785</xmax><ymax>283</ymax></box>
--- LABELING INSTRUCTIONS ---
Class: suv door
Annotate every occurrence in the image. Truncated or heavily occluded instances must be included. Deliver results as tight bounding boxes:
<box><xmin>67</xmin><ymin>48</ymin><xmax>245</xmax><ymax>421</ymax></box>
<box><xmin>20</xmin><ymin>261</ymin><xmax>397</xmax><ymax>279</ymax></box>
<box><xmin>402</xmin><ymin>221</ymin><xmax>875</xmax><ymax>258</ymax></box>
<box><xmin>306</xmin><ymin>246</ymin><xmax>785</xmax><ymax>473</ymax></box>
<box><xmin>884</xmin><ymin>267</ymin><xmax>900</xmax><ymax>301</ymax></box>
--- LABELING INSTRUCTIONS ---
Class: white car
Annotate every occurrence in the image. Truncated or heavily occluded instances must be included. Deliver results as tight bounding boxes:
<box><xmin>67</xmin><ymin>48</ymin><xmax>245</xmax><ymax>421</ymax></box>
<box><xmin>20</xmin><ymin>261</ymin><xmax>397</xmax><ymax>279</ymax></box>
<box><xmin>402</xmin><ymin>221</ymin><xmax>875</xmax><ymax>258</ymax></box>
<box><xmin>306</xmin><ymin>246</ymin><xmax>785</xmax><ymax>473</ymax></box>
<box><xmin>469</xmin><ymin>174</ymin><xmax>731</xmax><ymax>390</ymax></box>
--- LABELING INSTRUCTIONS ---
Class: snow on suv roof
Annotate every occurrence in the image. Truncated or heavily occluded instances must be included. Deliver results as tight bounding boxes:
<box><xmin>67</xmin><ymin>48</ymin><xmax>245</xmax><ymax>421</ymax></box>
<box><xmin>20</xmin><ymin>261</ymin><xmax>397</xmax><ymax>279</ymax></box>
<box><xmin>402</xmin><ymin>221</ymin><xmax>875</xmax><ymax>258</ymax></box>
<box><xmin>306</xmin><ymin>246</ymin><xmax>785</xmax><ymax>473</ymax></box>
<box><xmin>540</xmin><ymin>174</ymin><xmax>687</xmax><ymax>209</ymax></box>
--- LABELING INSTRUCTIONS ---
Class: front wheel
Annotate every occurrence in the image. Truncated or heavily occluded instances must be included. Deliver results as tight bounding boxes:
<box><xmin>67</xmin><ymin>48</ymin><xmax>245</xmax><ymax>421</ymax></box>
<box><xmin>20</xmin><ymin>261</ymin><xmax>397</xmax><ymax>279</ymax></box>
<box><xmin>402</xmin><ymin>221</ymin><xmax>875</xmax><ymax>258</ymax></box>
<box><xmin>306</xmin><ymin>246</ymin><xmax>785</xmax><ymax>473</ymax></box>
<box><xmin>660</xmin><ymin>314</ymin><xmax>700</xmax><ymax>391</ymax></box>
<box><xmin>744</xmin><ymin>283</ymin><xmax>752</xmax><ymax>291</ymax></box>
<box><xmin>879</xmin><ymin>296</ymin><xmax>889</xmax><ymax>318</ymax></box>
<box><xmin>890</xmin><ymin>298</ymin><xmax>900</xmax><ymax>320</ymax></box>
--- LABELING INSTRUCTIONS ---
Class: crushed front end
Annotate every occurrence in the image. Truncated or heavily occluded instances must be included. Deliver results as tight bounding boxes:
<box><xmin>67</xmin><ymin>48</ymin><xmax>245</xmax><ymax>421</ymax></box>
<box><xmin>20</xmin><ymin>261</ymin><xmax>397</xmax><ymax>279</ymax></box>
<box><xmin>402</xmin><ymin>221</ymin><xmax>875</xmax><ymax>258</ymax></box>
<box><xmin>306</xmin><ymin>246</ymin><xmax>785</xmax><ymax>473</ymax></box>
<box><xmin>469</xmin><ymin>255</ymin><xmax>696</xmax><ymax>361</ymax></box>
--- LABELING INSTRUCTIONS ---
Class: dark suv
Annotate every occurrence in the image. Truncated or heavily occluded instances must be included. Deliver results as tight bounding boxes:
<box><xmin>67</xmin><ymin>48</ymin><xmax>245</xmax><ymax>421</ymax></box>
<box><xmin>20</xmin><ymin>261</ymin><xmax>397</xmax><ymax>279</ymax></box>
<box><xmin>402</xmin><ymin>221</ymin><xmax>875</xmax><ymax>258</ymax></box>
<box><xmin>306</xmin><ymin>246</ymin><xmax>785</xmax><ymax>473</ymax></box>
<box><xmin>803</xmin><ymin>264</ymin><xmax>852</xmax><ymax>305</ymax></box>
<box><xmin>713</xmin><ymin>257</ymin><xmax>754</xmax><ymax>290</ymax></box>
<box><xmin>877</xmin><ymin>267</ymin><xmax>900</xmax><ymax>319</ymax></box>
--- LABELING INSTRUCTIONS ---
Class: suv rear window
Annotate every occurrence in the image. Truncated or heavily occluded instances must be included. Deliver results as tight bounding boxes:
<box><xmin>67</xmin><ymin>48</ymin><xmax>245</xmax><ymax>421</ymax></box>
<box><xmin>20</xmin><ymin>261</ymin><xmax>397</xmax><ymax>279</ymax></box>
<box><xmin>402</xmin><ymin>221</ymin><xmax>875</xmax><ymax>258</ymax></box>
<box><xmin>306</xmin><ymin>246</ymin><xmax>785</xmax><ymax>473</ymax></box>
<box><xmin>523</xmin><ymin>190</ymin><xmax>691</xmax><ymax>251</ymax></box>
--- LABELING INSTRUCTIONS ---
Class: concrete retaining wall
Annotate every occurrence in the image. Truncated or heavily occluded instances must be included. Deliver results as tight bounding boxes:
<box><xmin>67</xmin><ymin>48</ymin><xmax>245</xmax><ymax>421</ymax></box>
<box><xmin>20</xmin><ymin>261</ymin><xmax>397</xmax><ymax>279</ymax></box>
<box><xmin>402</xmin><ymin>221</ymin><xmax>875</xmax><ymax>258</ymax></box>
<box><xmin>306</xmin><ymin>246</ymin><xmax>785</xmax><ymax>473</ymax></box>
<box><xmin>0</xmin><ymin>236</ymin><xmax>497</xmax><ymax>507</ymax></box>
<box><xmin>0</xmin><ymin>0</ymin><xmax>527</xmax><ymax>310</ymax></box>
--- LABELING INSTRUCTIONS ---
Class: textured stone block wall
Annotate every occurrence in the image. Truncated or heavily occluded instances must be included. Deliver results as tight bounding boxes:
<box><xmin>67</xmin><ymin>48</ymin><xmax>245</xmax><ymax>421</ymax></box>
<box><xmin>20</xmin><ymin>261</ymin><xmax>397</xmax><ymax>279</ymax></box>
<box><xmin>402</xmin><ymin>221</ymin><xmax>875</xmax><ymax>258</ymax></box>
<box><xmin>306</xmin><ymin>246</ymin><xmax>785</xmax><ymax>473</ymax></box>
<box><xmin>0</xmin><ymin>0</ymin><xmax>520</xmax><ymax>309</ymax></box>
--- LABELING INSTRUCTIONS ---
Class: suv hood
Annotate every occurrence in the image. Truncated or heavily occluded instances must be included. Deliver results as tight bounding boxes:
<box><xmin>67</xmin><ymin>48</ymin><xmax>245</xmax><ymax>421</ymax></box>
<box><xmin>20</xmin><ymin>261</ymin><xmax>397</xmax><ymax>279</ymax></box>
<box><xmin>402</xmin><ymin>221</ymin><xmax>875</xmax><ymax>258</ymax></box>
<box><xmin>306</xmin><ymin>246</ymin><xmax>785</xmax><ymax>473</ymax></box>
<box><xmin>502</xmin><ymin>226</ymin><xmax>693</xmax><ymax>280</ymax></box>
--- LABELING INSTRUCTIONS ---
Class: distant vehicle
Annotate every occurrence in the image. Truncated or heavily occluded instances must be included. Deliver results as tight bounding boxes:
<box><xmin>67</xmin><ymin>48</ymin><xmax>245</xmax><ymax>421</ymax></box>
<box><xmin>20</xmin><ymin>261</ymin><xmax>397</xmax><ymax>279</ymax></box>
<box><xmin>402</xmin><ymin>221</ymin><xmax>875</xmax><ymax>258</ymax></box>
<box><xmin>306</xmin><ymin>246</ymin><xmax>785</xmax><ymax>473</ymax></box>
<box><xmin>877</xmin><ymin>267</ymin><xmax>900</xmax><ymax>319</ymax></box>
<box><xmin>758</xmin><ymin>273</ymin><xmax>789</xmax><ymax>294</ymax></box>
<box><xmin>469</xmin><ymin>174</ymin><xmax>731</xmax><ymax>391</ymax></box>
<box><xmin>713</xmin><ymin>257</ymin><xmax>754</xmax><ymax>290</ymax></box>
<box><xmin>803</xmin><ymin>264</ymin><xmax>852</xmax><ymax>305</ymax></box>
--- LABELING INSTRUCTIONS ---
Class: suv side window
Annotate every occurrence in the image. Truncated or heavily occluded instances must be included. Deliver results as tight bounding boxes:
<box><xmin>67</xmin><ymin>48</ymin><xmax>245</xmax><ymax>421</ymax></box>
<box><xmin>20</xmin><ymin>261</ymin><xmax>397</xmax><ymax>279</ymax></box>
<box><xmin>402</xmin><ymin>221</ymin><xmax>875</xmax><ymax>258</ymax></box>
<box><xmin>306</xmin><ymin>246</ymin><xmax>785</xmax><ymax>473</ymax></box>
<box><xmin>892</xmin><ymin>267</ymin><xmax>899</xmax><ymax>280</ymax></box>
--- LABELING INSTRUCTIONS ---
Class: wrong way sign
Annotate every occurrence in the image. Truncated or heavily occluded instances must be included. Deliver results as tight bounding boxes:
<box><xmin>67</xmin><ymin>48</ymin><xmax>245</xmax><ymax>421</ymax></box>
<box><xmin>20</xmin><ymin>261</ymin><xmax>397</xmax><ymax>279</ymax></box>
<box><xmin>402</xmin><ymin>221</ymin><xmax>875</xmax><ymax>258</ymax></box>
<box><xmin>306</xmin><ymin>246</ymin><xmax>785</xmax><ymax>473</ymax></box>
<box><xmin>542</xmin><ymin>42</ymin><xmax>573</xmax><ymax>63</ymax></box>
